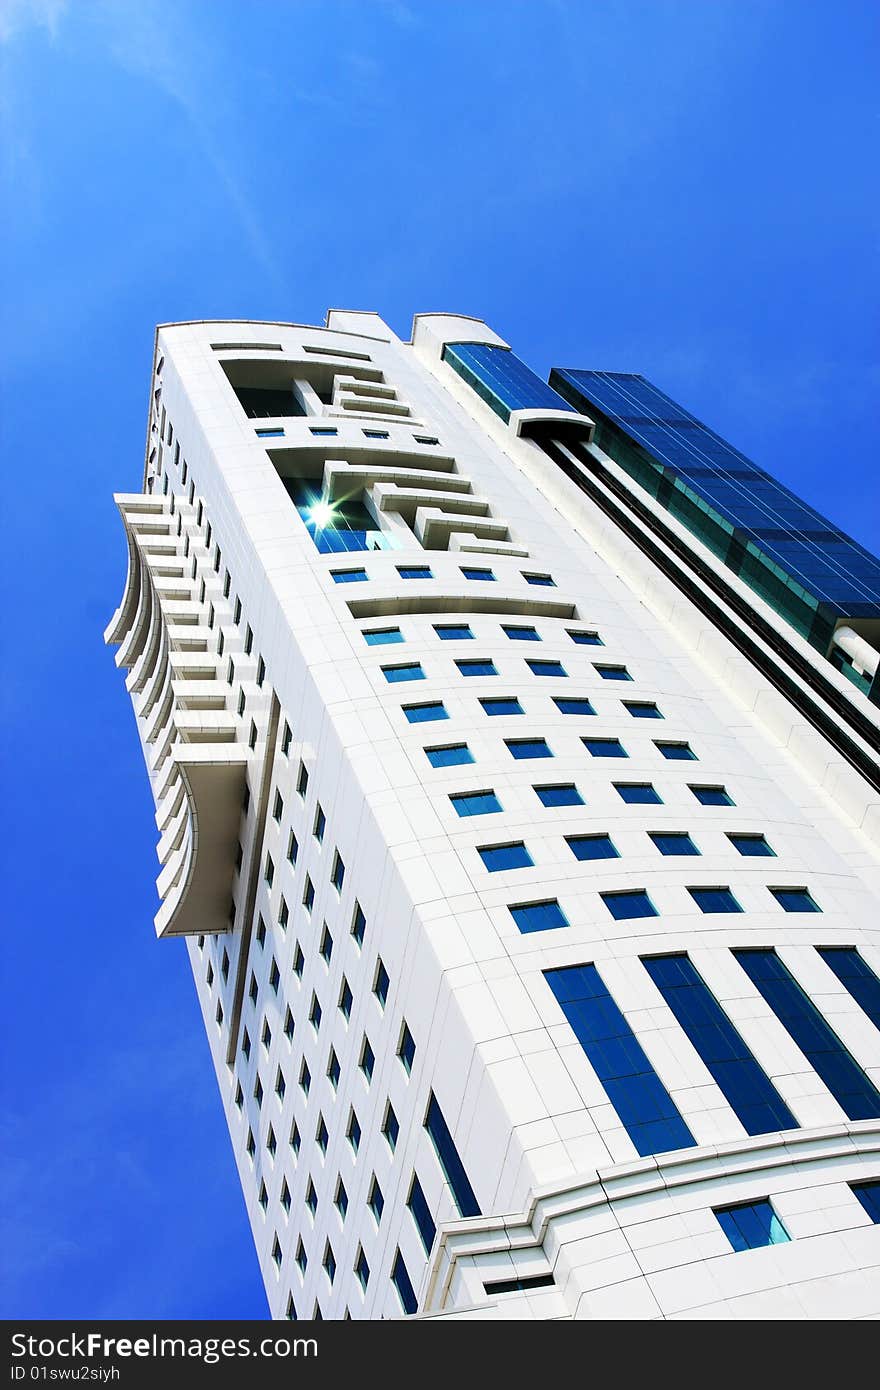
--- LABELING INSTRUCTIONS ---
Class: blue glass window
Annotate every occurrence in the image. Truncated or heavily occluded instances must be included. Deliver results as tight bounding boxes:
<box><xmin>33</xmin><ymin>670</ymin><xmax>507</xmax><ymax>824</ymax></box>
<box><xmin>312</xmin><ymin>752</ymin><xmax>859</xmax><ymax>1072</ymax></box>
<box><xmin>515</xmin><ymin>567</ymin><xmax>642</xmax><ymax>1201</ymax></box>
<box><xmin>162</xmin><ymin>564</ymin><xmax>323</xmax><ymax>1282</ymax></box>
<box><xmin>424</xmin><ymin>1093</ymin><xmax>481</xmax><ymax>1217</ymax></box>
<box><xmin>398</xmin><ymin>1023</ymin><xmax>416</xmax><ymax>1074</ymax></box>
<box><xmin>383</xmin><ymin>1103</ymin><xmax>399</xmax><ymax>1150</ymax></box>
<box><xmin>644</xmin><ymin>955</ymin><xmax>797</xmax><ymax>1135</ymax></box>
<box><xmin>364</xmin><ymin>627</ymin><xmax>402</xmax><ymax>645</ymax></box>
<box><xmin>373</xmin><ymin>960</ymin><xmax>390</xmax><ymax>1008</ymax></box>
<box><xmin>404</xmin><ymin>702</ymin><xmax>447</xmax><ymax>723</ymax></box>
<box><xmin>443</xmin><ymin>342</ymin><xmax>575</xmax><ymax>423</ymax></box>
<box><xmin>503</xmin><ymin>624</ymin><xmax>540</xmax><ymax>641</ymax></box>
<box><xmin>650</xmin><ymin>832</ymin><xmax>699</xmax><ymax>856</ymax></box>
<box><xmin>715</xmin><ymin>1200</ymin><xmax>789</xmax><ymax>1252</ymax></box>
<box><xmin>616</xmin><ymin>783</ymin><xmax>662</xmax><ymax>803</ymax></box>
<box><xmin>256</xmin><ymin>427</ymin><xmax>284</xmax><ymax>438</ymax></box>
<box><xmin>691</xmin><ymin>784</ymin><xmax>734</xmax><ymax>805</ymax></box>
<box><xmin>332</xmin><ymin>852</ymin><xmax>345</xmax><ymax>892</ymax></box>
<box><xmin>734</xmin><ymin>949</ymin><xmax>880</xmax><ymax>1120</ymax></box>
<box><xmin>363</xmin><ymin>429</ymin><xmax>388</xmax><ymax>439</ymax></box>
<box><xmin>771</xmin><ymin>888</ymin><xmax>821</xmax><ymax>913</ymax></box>
<box><xmin>584</xmin><ymin>738</ymin><xmax>627</xmax><ymax>758</ymax></box>
<box><xmin>528</xmin><ymin>659</ymin><xmax>567</xmax><ymax>677</ymax></box>
<box><xmin>391</xmin><ymin>1250</ymin><xmax>418</xmax><ymax>1315</ymax></box>
<box><xmin>625</xmin><ymin>702</ymin><xmax>663</xmax><ymax>719</ymax></box>
<box><xmin>332</xmin><ymin>568</ymin><xmax>368</xmax><ymax>584</ymax></box>
<box><xmin>355</xmin><ymin>1248</ymin><xmax>370</xmax><ymax>1291</ymax></box>
<box><xmin>567</xmin><ymin>833</ymin><xmax>619</xmax><ymax>861</ymax></box>
<box><xmin>817</xmin><ymin>949</ymin><xmax>880</xmax><ymax>1031</ymax></box>
<box><xmin>481</xmin><ymin>696</ymin><xmax>524</xmax><ymax>716</ymax></box>
<box><xmin>657</xmin><ymin>742</ymin><xmax>697</xmax><ymax>760</ymax></box>
<box><xmin>689</xmin><ymin>887</ymin><xmax>742</xmax><ymax>914</ymax></box>
<box><xmin>851</xmin><ymin>1182</ymin><xmax>880</xmax><ymax>1223</ymax></box>
<box><xmin>368</xmin><ymin>1176</ymin><xmax>384</xmax><ymax>1222</ymax></box>
<box><xmin>426</xmin><ymin>743</ymin><xmax>473</xmax><ymax>768</ymax></box>
<box><xmin>461</xmin><ymin>566</ymin><xmax>495</xmax><ymax>581</ymax></box>
<box><xmin>457</xmin><ymin>658</ymin><xmax>497</xmax><ymax>676</ymax></box>
<box><xmin>450</xmin><ymin>790</ymin><xmax>502</xmax><ymax>817</ymax></box>
<box><xmin>602</xmin><ymin>890</ymin><xmax>658</xmax><ymax>920</ymax></box>
<box><xmin>383</xmin><ymin>662</ymin><xmax>424</xmax><ymax>683</ymax></box>
<box><xmin>535</xmin><ymin>783</ymin><xmax>584</xmax><ymax>807</ymax></box>
<box><xmin>524</xmin><ymin>573</ymin><xmax>555</xmax><ymax>586</ymax></box>
<box><xmin>510</xmin><ymin>900</ymin><xmax>568</xmax><ymax>934</ymax></box>
<box><xmin>728</xmin><ymin>834</ymin><xmax>775</xmax><ymax>857</ymax></box>
<box><xmin>595</xmin><ymin>665</ymin><xmax>632</xmax><ymax>681</ymax></box>
<box><xmin>479</xmin><ymin>842</ymin><xmax>533</xmax><ymax>872</ymax></box>
<box><xmin>544</xmin><ymin>963</ymin><xmax>694</xmax><ymax>1157</ymax></box>
<box><xmin>351</xmin><ymin>903</ymin><xmax>366</xmax><ymax>947</ymax></box>
<box><xmin>407</xmin><ymin>1174</ymin><xmax>437</xmax><ymax>1253</ymax></box>
<box><xmin>398</xmin><ymin>565</ymin><xmax>432</xmax><ymax>579</ymax></box>
<box><xmin>554</xmin><ymin>697</ymin><xmax>596</xmax><ymax>715</ymax></box>
<box><xmin>310</xmin><ymin>427</ymin><xmax>337</xmax><ymax>436</ymax></box>
<box><xmin>506</xmin><ymin>738</ymin><xmax>552</xmax><ymax>759</ymax></box>
<box><xmin>434</xmin><ymin>623</ymin><xmax>473</xmax><ymax>640</ymax></box>
<box><xmin>568</xmin><ymin>629</ymin><xmax>603</xmax><ymax>645</ymax></box>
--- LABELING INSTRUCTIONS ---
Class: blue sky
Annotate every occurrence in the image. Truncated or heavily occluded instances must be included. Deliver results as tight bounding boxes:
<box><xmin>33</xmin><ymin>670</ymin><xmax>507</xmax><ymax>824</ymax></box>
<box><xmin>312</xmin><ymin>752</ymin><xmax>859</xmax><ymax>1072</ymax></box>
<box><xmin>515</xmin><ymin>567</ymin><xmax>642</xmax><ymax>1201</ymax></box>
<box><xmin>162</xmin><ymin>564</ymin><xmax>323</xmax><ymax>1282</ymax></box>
<box><xmin>1</xmin><ymin>0</ymin><xmax>876</xmax><ymax>1319</ymax></box>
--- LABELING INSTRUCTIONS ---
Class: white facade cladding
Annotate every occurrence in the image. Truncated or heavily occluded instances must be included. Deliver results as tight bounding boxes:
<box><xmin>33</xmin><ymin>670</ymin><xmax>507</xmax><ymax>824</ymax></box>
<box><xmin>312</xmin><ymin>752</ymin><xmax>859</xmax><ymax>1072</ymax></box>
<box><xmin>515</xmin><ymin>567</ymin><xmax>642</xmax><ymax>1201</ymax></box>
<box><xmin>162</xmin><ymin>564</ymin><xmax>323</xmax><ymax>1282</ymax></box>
<box><xmin>106</xmin><ymin>310</ymin><xmax>880</xmax><ymax>1320</ymax></box>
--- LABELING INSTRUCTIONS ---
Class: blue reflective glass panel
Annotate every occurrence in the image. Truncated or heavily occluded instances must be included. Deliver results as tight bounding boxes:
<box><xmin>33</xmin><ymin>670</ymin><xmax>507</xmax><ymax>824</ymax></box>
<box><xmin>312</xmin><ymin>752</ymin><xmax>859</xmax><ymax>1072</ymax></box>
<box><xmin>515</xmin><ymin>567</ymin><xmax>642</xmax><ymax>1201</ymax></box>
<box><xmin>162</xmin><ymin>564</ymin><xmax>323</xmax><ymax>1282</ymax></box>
<box><xmin>771</xmin><ymin>888</ymin><xmax>821</xmax><ymax>913</ymax></box>
<box><xmin>407</xmin><ymin>1174</ymin><xmax>437</xmax><ymax>1253</ymax></box>
<box><xmin>528</xmin><ymin>659</ymin><xmax>567</xmax><ymax>677</ymax></box>
<box><xmin>434</xmin><ymin>624</ymin><xmax>473</xmax><ymax>640</ymax></box>
<box><xmin>391</xmin><ymin>1251</ymin><xmax>418</xmax><ymax>1315</ymax></box>
<box><xmin>715</xmin><ymin>1200</ymin><xmax>789</xmax><ymax>1252</ymax></box>
<box><xmin>650</xmin><ymin>832</ymin><xmax>699</xmax><ymax>856</ymax></box>
<box><xmin>461</xmin><ymin>566</ymin><xmax>494</xmax><ymax>581</ymax></box>
<box><xmin>426</xmin><ymin>744</ymin><xmax>473</xmax><ymax>768</ymax></box>
<box><xmin>602</xmin><ymin>890</ymin><xmax>658</xmax><ymax>920</ymax></box>
<box><xmin>583</xmin><ymin>738</ymin><xmax>627</xmax><ymax>758</ymax></box>
<box><xmin>595</xmin><ymin>665</ymin><xmax>632</xmax><ymax>681</ymax></box>
<box><xmin>457</xmin><ymin>659</ymin><xmax>497</xmax><ymax>676</ymax></box>
<box><xmin>544</xmin><ymin>963</ymin><xmax>695</xmax><ymax>1157</ymax></box>
<box><xmin>555</xmin><ymin>697</ymin><xmax>596</xmax><ymax>715</ymax></box>
<box><xmin>383</xmin><ymin>663</ymin><xmax>425</xmax><ymax>683</ymax></box>
<box><xmin>510</xmin><ymin>900</ymin><xmax>568</xmax><ymax>934</ymax></box>
<box><xmin>506</xmin><ymin>738</ymin><xmax>552</xmax><ymax>759</ymax></box>
<box><xmin>691</xmin><ymin>785</ymin><xmax>733</xmax><ymax>805</ymax></box>
<box><xmin>734</xmin><ymin>950</ymin><xmax>880</xmax><ymax>1120</ymax></box>
<box><xmin>503</xmin><ymin>624</ymin><xmax>540</xmax><ymax>641</ymax></box>
<box><xmin>481</xmin><ymin>697</ymin><xmax>524</xmax><ymax>716</ymax></box>
<box><xmin>331</xmin><ymin>568</ymin><xmax>367</xmax><ymax>583</ymax></box>
<box><xmin>425</xmin><ymin>1093</ymin><xmax>481</xmax><ymax>1217</ymax></box>
<box><xmin>616</xmin><ymin>783</ymin><xmax>662</xmax><ymax>804</ymax></box>
<box><xmin>403</xmin><ymin>702</ymin><xmax>447</xmax><ymax>723</ymax></box>
<box><xmin>535</xmin><ymin>783</ymin><xmax>584</xmax><ymax>807</ymax></box>
<box><xmin>851</xmin><ymin>1182</ymin><xmax>880</xmax><ymax>1223</ymax></box>
<box><xmin>450</xmin><ymin>791</ymin><xmax>502</xmax><ymax>817</ymax></box>
<box><xmin>443</xmin><ymin>342</ymin><xmax>575</xmax><ymax>424</ymax></box>
<box><xmin>817</xmin><ymin>949</ymin><xmax>880</xmax><ymax>1031</ymax></box>
<box><xmin>644</xmin><ymin>955</ymin><xmax>797</xmax><ymax>1135</ymax></box>
<box><xmin>568</xmin><ymin>630</ymin><xmax>603</xmax><ymax>645</ymax></box>
<box><xmin>479</xmin><ymin>842</ymin><xmax>533</xmax><ymax>872</ymax></box>
<box><xmin>567</xmin><ymin>833</ymin><xmax>618</xmax><ymax>861</ymax></box>
<box><xmin>625</xmin><ymin>702</ymin><xmax>663</xmax><ymax>719</ymax></box>
<box><xmin>363</xmin><ymin>627</ymin><xmax>402</xmax><ymax>645</ymax></box>
<box><xmin>657</xmin><ymin>742</ymin><xmax>697</xmax><ymax>760</ymax></box>
<box><xmin>728</xmin><ymin>834</ymin><xmax>775</xmax><ymax>857</ymax></box>
<box><xmin>398</xmin><ymin>566</ymin><xmax>432</xmax><ymax>579</ymax></box>
<box><xmin>689</xmin><ymin>887</ymin><xmax>742</xmax><ymax>914</ymax></box>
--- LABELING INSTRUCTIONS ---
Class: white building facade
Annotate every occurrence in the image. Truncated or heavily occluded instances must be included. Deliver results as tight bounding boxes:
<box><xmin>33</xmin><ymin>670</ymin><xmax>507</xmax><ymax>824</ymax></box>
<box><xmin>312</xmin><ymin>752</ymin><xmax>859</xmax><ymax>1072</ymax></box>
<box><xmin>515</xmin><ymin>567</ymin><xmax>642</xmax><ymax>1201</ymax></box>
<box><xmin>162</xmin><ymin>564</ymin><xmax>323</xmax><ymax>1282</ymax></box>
<box><xmin>106</xmin><ymin>310</ymin><xmax>880</xmax><ymax>1320</ymax></box>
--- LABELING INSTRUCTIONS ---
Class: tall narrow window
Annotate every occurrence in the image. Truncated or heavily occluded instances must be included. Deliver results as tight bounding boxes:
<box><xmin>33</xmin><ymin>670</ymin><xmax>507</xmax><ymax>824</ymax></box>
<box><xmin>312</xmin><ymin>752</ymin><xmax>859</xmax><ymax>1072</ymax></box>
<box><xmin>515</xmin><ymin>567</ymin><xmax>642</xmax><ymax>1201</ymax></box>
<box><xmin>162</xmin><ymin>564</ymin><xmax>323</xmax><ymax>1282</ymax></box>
<box><xmin>424</xmin><ymin>1093</ymin><xmax>481</xmax><ymax>1218</ymax></box>
<box><xmin>817</xmin><ymin>948</ymin><xmax>880</xmax><ymax>1031</ymax></box>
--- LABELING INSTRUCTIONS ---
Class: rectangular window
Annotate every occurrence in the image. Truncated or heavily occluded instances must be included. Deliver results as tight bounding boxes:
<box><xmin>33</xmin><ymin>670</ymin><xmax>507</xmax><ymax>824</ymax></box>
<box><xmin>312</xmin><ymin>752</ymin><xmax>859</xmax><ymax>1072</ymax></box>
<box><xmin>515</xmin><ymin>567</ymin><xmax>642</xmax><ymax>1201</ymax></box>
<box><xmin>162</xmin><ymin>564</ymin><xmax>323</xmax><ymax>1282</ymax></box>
<box><xmin>770</xmin><ymin>887</ymin><xmax>821</xmax><ymax>913</ymax></box>
<box><xmin>368</xmin><ymin>1176</ymin><xmax>384</xmax><ymax>1223</ymax></box>
<box><xmin>424</xmin><ymin>1093</ymin><xmax>481</xmax><ymax>1217</ymax></box>
<box><xmin>502</xmin><ymin>624</ymin><xmax>539</xmax><ymax>641</ymax></box>
<box><xmin>478</xmin><ymin>842</ymin><xmax>533</xmax><ymax>872</ymax></box>
<box><xmin>407</xmin><ymin>1174</ymin><xmax>437</xmax><ymax>1253</ymax></box>
<box><xmin>310</xmin><ymin>426</ymin><xmax>337</xmax><ymax>436</ymax></box>
<box><xmin>415</xmin><ymin>435</ymin><xmax>439</xmax><ymax>445</ymax></box>
<box><xmin>363</xmin><ymin>429</ymin><xmax>389</xmax><ymax>439</ymax></box>
<box><xmin>403</xmin><ymin>701</ymin><xmax>447</xmax><ymax>723</ymax></box>
<box><xmin>649</xmin><ymin>955</ymin><xmax>800</xmax><ymax>1139</ymax></box>
<box><xmin>359</xmin><ymin>1036</ymin><xmax>375</xmax><ymax>1082</ymax></box>
<box><xmin>650</xmin><ymin>831</ymin><xmax>699</xmax><ymax>856</ymax></box>
<box><xmin>303</xmin><ymin>877</ymin><xmax>314</xmax><ymax>912</ymax></box>
<box><xmin>332</xmin><ymin>568</ymin><xmax>368</xmax><ymax>584</ymax></box>
<box><xmin>364</xmin><ymin>626</ymin><xmax>403</xmax><ymax>645</ymax></box>
<box><xmin>450</xmin><ymin>790</ymin><xmax>502</xmax><ymax>817</ymax></box>
<box><xmin>383</xmin><ymin>1103</ymin><xmax>399</xmax><ymax>1150</ymax></box>
<box><xmin>398</xmin><ymin>1023</ymin><xmax>416</xmax><ymax>1074</ymax></box>
<box><xmin>594</xmin><ymin>664</ymin><xmax>632</xmax><ymax>681</ymax></box>
<box><xmin>602</xmin><ymin>889</ymin><xmax>658</xmax><ymax>921</ymax></box>
<box><xmin>851</xmin><ymin>1182</ymin><xmax>880</xmax><ymax>1223</ymax></box>
<box><xmin>505</xmin><ymin>738</ymin><xmax>552</xmax><ymax>759</ymax></box>
<box><xmin>456</xmin><ymin>658</ymin><xmax>497</xmax><ymax>676</ymax></box>
<box><xmin>554</xmin><ymin>697</ymin><xmax>595</xmax><ymax>715</ymax></box>
<box><xmin>615</xmin><ymin>783</ymin><xmax>662</xmax><ymax>804</ymax></box>
<box><xmin>245</xmin><ymin>625</ymin><xmax>253</xmax><ymax>656</ymax></box>
<box><xmin>293</xmin><ymin>944</ymin><xmax>304</xmax><ymax>977</ymax></box>
<box><xmin>715</xmin><ymin>1200</ymin><xmax>790</xmax><ymax>1252</ymax></box>
<box><xmin>434</xmin><ymin>623</ymin><xmax>473</xmax><ymax>640</ymax></box>
<box><xmin>383</xmin><ymin>662</ymin><xmax>425</xmax><ymax>683</ymax></box>
<box><xmin>397</xmin><ymin>565</ymin><xmax>432</xmax><ymax>580</ymax></box>
<box><xmin>728</xmin><ymin>833</ymin><xmax>775</xmax><ymax>857</ymax></box>
<box><xmin>480</xmin><ymin>696</ymin><xmax>523</xmax><ymax>716</ymax></box>
<box><xmin>689</xmin><ymin>886</ymin><xmax>742</xmax><ymax>914</ymax></box>
<box><xmin>319</xmin><ymin>924</ymin><xmax>333</xmax><ymax>964</ymax></box>
<box><xmin>297</xmin><ymin>762</ymin><xmax>309</xmax><ymax>797</ymax></box>
<box><xmin>272</xmin><ymin>790</ymin><xmax>283</xmax><ymax>823</ymax></box>
<box><xmin>355</xmin><ymin>1247</ymin><xmax>370</xmax><ymax>1291</ymax></box>
<box><xmin>690</xmin><ymin>784</ymin><xmax>733</xmax><ymax>805</ymax></box>
<box><xmin>347</xmin><ymin>1108</ymin><xmax>361</xmax><ymax>1153</ymax></box>
<box><xmin>523</xmin><ymin>572</ymin><xmax>555</xmax><ymax>586</ymax></box>
<box><xmin>817</xmin><ymin>948</ymin><xmax>880</xmax><ymax>1031</ymax></box>
<box><xmin>584</xmin><ymin>737</ymin><xmax>628</xmax><ymax>758</ymax></box>
<box><xmin>391</xmin><ymin>1251</ymin><xmax>418</xmax><ymax>1315</ymax></box>
<box><xmin>351</xmin><ymin>903</ymin><xmax>366</xmax><ymax>948</ymax></box>
<box><xmin>331</xmin><ymin>851</ymin><xmax>345</xmax><ymax>892</ymax></box>
<box><xmin>527</xmin><ymin>659</ymin><xmax>567</xmax><ymax>677</ymax></box>
<box><xmin>568</xmin><ymin>629</ymin><xmax>603</xmax><ymax>645</ymax></box>
<box><xmin>322</xmin><ymin>1241</ymin><xmax>336</xmax><ymax>1284</ymax></box>
<box><xmin>287</xmin><ymin>832</ymin><xmax>298</xmax><ymax>865</ymax></box>
<box><xmin>510</xmin><ymin>899</ymin><xmax>568</xmax><ymax>934</ymax></box>
<box><xmin>545</xmin><ymin>963</ymin><xmax>695</xmax><ymax>1157</ymax></box>
<box><xmin>313</xmin><ymin>805</ymin><xmax>325</xmax><ymax>842</ymax></box>
<box><xmin>281</xmin><ymin>721</ymin><xmax>292</xmax><ymax>755</ymax></box>
<box><xmin>567</xmin><ymin>833</ymin><xmax>619</xmax><ymax>861</ymax></box>
<box><xmin>425</xmin><ymin>743</ymin><xmax>474</xmax><ymax>768</ymax></box>
<box><xmin>624</xmin><ymin>702</ymin><xmax>663</xmax><ymax>719</ymax></box>
<box><xmin>373</xmin><ymin>959</ymin><xmax>390</xmax><ymax>1008</ymax></box>
<box><xmin>338</xmin><ymin>978</ymin><xmax>353</xmax><ymax>1020</ymax></box>
<box><xmin>335</xmin><ymin>1178</ymin><xmax>348</xmax><ymax>1220</ymax></box>
<box><xmin>734</xmin><ymin>949</ymin><xmax>880</xmax><ymax>1120</ymax></box>
<box><xmin>461</xmin><ymin>566</ymin><xmax>494</xmax><ymax>581</ymax></box>
<box><xmin>535</xmin><ymin>783</ymin><xmax>584</xmax><ymax>808</ymax></box>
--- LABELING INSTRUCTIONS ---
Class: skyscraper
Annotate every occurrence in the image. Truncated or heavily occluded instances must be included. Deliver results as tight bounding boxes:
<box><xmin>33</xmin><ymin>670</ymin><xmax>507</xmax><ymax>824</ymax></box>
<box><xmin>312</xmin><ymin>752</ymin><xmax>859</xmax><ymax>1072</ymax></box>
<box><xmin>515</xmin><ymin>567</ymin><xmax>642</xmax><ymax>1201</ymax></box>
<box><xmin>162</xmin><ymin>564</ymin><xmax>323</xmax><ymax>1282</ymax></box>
<box><xmin>106</xmin><ymin>311</ymin><xmax>880</xmax><ymax>1320</ymax></box>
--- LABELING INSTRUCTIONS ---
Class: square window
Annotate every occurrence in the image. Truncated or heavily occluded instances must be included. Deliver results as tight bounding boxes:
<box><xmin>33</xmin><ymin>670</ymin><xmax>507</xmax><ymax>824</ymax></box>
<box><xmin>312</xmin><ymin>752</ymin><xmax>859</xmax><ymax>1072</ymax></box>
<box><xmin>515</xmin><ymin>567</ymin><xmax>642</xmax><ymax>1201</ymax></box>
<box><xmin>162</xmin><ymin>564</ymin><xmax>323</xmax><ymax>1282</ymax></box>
<box><xmin>502</xmin><ymin>624</ymin><xmax>539</xmax><ymax>641</ymax></box>
<box><xmin>398</xmin><ymin>1023</ymin><xmax>416</xmax><ymax>1074</ymax></box>
<box><xmin>690</xmin><ymin>784</ymin><xmax>733</xmax><ymax>806</ymax></box>
<box><xmin>434</xmin><ymin>623</ymin><xmax>473</xmax><ymax>640</ymax></box>
<box><xmin>535</xmin><ymin>783</ymin><xmax>584</xmax><ymax>807</ymax></box>
<box><xmin>242</xmin><ymin>1029</ymin><xmax>251</xmax><ymax>1060</ymax></box>
<box><xmin>425</xmin><ymin>743</ymin><xmax>474</xmax><ymax>768</ymax></box>
<box><xmin>258</xmin><ymin>1181</ymin><xmax>268</xmax><ymax>1211</ymax></box>
<box><xmin>460</xmin><ymin>566</ymin><xmax>495</xmax><ymax>581</ymax></box>
<box><xmin>233</xmin><ymin>596</ymin><xmax>242</xmax><ymax>625</ymax></box>
<box><xmin>624</xmin><ymin>702</ymin><xmax>663</xmax><ymax>719</ymax></box>
<box><xmin>397</xmin><ymin>565</ymin><xmax>432</xmax><ymax>580</ymax></box>
<box><xmin>615</xmin><ymin>783</ymin><xmax>662</xmax><ymax>804</ymax></box>
<box><xmin>510</xmin><ymin>899</ymin><xmax>568</xmax><ymax>934</ymax></box>
<box><xmin>332</xmin><ymin>568</ymin><xmax>368</xmax><ymax>584</ymax></box>
<box><xmin>249</xmin><ymin>720</ymin><xmax>258</xmax><ymax>751</ymax></box>
<box><xmin>383</xmin><ymin>662</ymin><xmax>425</xmax><ymax>683</ymax></box>
<box><xmin>715</xmin><ymin>1200</ymin><xmax>789</xmax><ymax>1251</ymax></box>
<box><xmin>595</xmin><ymin>664</ymin><xmax>631</xmax><ymax>681</ymax></box>
<box><xmin>523</xmin><ymin>573</ymin><xmax>555</xmax><ymax>586</ymax></box>
<box><xmin>364</xmin><ymin>627</ymin><xmax>403</xmax><ymax>645</ymax></box>
<box><xmin>278</xmin><ymin>897</ymin><xmax>289</xmax><ymax>930</ymax></box>
<box><xmin>567</xmin><ymin>834</ymin><xmax>619</xmax><ymax>861</ymax></box>
<box><xmin>331</xmin><ymin>852</ymin><xmax>345</xmax><ymax>892</ymax></box>
<box><xmin>450</xmin><ymin>790</ymin><xmax>502</xmax><ymax>817</ymax></box>
<box><xmin>689</xmin><ymin>886</ymin><xmax>742</xmax><ymax>913</ymax></box>
<box><xmin>320</xmin><ymin>924</ymin><xmax>334</xmax><ymax>964</ymax></box>
<box><xmin>480</xmin><ymin>696</ymin><xmax>523</xmax><ymax>716</ymax></box>
<box><xmin>602</xmin><ymin>889</ymin><xmax>658</xmax><ymax>920</ymax></box>
<box><xmin>554</xmin><ymin>697</ymin><xmax>595</xmax><ymax>715</ymax></box>
<box><xmin>373</xmin><ymin>959</ymin><xmax>390</xmax><ymax>1008</ymax></box>
<box><xmin>456</xmin><ymin>658</ymin><xmax>497</xmax><ymax>677</ymax></box>
<box><xmin>351</xmin><ymin>903</ymin><xmax>366</xmax><ymax>948</ymax></box>
<box><xmin>248</xmin><ymin>973</ymin><xmax>258</xmax><ymax>1005</ymax></box>
<box><xmin>271</xmin><ymin>1235</ymin><xmax>282</xmax><ymax>1268</ymax></box>
<box><xmin>728</xmin><ymin>834</ymin><xmax>775</xmax><ymax>857</ymax></box>
<box><xmin>403</xmin><ymin>701</ymin><xmax>447</xmax><ymax>723</ymax></box>
<box><xmin>261</xmin><ymin>1018</ymin><xmax>272</xmax><ymax>1050</ymax></box>
<box><xmin>583</xmin><ymin>737</ymin><xmax>627</xmax><ymax>758</ymax></box>
<box><xmin>479</xmin><ymin>842</ymin><xmax>533</xmax><ymax>872</ymax></box>
<box><xmin>505</xmin><ymin>738</ymin><xmax>552</xmax><ymax>760</ymax></box>
<box><xmin>527</xmin><ymin>659</ymin><xmax>567</xmax><ymax>677</ymax></box>
<box><xmin>650</xmin><ymin>832</ymin><xmax>700</xmax><ymax>856</ymax></box>
<box><xmin>770</xmin><ymin>887</ymin><xmax>821</xmax><ymax>913</ymax></box>
<box><xmin>234</xmin><ymin>1082</ymin><xmax>243</xmax><ymax>1110</ymax></box>
<box><xmin>267</xmin><ymin>1125</ymin><xmax>277</xmax><ymax>1157</ymax></box>
<box><xmin>383</xmin><ymin>1103</ymin><xmax>399</xmax><ymax>1151</ymax></box>
<box><xmin>245</xmin><ymin>625</ymin><xmax>253</xmax><ymax>656</ymax></box>
<box><xmin>246</xmin><ymin>1128</ymin><xmax>255</xmax><ymax>1158</ymax></box>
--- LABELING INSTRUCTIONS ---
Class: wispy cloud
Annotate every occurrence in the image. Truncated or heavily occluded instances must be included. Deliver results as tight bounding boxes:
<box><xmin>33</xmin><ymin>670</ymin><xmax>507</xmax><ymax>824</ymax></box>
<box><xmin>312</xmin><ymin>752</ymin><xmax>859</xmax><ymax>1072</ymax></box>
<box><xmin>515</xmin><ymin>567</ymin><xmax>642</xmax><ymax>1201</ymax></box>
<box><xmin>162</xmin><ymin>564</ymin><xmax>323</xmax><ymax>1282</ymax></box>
<box><xmin>0</xmin><ymin>0</ymin><xmax>68</xmax><ymax>43</ymax></box>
